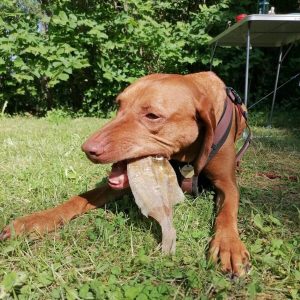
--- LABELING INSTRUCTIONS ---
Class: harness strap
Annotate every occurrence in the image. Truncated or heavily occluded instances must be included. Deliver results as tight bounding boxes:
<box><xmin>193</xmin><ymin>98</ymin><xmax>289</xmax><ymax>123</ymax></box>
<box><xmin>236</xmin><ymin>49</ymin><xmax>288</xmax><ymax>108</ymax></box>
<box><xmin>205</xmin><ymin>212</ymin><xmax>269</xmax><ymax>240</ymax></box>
<box><xmin>226</xmin><ymin>87</ymin><xmax>252</xmax><ymax>166</ymax></box>
<box><xmin>175</xmin><ymin>87</ymin><xmax>252</xmax><ymax>197</ymax></box>
<box><xmin>207</xmin><ymin>97</ymin><xmax>233</xmax><ymax>164</ymax></box>
<box><xmin>236</xmin><ymin>122</ymin><xmax>252</xmax><ymax>165</ymax></box>
<box><xmin>227</xmin><ymin>87</ymin><xmax>252</xmax><ymax>166</ymax></box>
<box><xmin>180</xmin><ymin>176</ymin><xmax>199</xmax><ymax>196</ymax></box>
<box><xmin>179</xmin><ymin>94</ymin><xmax>234</xmax><ymax>196</ymax></box>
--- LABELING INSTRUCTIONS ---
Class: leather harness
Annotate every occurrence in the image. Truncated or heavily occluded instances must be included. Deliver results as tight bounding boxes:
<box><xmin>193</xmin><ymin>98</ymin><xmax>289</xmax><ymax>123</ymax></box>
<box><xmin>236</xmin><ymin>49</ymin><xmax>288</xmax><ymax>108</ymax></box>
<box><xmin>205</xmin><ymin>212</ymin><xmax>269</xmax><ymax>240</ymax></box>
<box><xmin>172</xmin><ymin>87</ymin><xmax>252</xmax><ymax>197</ymax></box>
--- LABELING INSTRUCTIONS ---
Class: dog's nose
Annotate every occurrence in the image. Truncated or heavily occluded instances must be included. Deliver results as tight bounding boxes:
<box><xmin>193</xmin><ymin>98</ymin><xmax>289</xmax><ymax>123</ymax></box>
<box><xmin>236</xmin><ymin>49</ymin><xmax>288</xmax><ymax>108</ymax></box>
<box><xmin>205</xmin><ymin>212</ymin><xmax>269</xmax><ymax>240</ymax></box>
<box><xmin>81</xmin><ymin>142</ymin><xmax>103</xmax><ymax>160</ymax></box>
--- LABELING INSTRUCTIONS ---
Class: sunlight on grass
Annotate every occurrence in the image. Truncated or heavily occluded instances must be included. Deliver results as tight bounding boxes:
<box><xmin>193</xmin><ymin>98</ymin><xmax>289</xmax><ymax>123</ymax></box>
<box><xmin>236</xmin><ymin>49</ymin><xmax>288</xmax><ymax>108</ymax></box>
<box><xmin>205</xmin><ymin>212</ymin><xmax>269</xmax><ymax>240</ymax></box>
<box><xmin>0</xmin><ymin>115</ymin><xmax>299</xmax><ymax>299</ymax></box>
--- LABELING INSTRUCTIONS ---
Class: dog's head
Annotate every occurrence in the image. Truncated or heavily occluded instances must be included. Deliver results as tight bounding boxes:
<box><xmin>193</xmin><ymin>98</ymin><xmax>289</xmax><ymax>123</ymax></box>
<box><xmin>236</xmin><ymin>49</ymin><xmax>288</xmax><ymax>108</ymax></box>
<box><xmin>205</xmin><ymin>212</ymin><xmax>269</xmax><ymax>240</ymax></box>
<box><xmin>82</xmin><ymin>73</ymin><xmax>223</xmax><ymax>189</ymax></box>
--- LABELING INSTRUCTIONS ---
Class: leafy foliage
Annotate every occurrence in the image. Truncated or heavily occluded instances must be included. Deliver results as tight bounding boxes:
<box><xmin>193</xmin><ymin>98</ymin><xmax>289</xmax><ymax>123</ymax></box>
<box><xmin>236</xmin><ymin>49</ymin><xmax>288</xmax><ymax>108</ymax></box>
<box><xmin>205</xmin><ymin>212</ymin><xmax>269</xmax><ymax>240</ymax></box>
<box><xmin>0</xmin><ymin>0</ymin><xmax>299</xmax><ymax>115</ymax></box>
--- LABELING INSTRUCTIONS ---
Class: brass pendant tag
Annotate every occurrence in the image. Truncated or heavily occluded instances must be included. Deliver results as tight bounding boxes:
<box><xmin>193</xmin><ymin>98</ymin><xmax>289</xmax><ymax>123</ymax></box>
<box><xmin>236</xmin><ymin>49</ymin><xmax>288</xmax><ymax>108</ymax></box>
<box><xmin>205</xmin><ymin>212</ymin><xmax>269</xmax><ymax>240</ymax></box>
<box><xmin>180</xmin><ymin>164</ymin><xmax>194</xmax><ymax>179</ymax></box>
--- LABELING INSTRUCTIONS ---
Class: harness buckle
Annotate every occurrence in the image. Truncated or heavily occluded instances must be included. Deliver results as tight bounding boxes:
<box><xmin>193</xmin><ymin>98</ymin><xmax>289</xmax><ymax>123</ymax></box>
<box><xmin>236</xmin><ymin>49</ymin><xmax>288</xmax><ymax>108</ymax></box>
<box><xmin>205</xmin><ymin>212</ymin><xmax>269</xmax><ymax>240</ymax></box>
<box><xmin>226</xmin><ymin>87</ymin><xmax>243</xmax><ymax>105</ymax></box>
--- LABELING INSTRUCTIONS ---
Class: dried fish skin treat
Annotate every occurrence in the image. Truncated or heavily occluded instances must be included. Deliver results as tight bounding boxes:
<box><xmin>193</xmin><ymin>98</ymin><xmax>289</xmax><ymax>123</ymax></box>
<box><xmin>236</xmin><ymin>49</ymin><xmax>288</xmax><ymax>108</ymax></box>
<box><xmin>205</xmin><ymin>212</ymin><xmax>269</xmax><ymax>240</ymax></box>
<box><xmin>127</xmin><ymin>156</ymin><xmax>184</xmax><ymax>216</ymax></box>
<box><xmin>127</xmin><ymin>156</ymin><xmax>184</xmax><ymax>254</ymax></box>
<box><xmin>152</xmin><ymin>157</ymin><xmax>184</xmax><ymax>207</ymax></box>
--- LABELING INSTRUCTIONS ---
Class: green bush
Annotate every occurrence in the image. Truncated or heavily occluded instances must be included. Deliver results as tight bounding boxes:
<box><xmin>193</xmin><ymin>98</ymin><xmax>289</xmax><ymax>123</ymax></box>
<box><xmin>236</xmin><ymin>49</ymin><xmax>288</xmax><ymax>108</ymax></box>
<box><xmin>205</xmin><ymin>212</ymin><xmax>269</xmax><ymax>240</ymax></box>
<box><xmin>0</xmin><ymin>0</ymin><xmax>299</xmax><ymax>115</ymax></box>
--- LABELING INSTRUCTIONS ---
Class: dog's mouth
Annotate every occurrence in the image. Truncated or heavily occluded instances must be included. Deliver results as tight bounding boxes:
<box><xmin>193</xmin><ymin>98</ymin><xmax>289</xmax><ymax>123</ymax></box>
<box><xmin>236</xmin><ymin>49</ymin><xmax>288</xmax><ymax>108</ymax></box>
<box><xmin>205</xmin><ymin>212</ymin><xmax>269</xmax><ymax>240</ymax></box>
<box><xmin>108</xmin><ymin>161</ymin><xmax>129</xmax><ymax>190</ymax></box>
<box><xmin>107</xmin><ymin>156</ymin><xmax>166</xmax><ymax>190</ymax></box>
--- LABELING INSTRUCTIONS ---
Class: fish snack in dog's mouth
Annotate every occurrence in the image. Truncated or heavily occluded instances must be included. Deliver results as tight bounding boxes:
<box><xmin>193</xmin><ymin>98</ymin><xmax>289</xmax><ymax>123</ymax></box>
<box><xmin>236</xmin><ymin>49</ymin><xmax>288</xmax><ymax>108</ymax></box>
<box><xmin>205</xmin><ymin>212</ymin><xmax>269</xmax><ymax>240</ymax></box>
<box><xmin>127</xmin><ymin>156</ymin><xmax>184</xmax><ymax>254</ymax></box>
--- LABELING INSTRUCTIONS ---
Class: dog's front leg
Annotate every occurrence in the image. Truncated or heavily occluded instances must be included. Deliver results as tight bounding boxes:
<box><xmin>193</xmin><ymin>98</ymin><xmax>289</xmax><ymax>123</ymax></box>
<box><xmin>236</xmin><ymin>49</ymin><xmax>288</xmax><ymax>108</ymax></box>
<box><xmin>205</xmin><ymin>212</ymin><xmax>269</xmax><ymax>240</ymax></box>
<box><xmin>209</xmin><ymin>179</ymin><xmax>250</xmax><ymax>277</ymax></box>
<box><xmin>205</xmin><ymin>147</ymin><xmax>250</xmax><ymax>277</ymax></box>
<box><xmin>0</xmin><ymin>184</ymin><xmax>128</xmax><ymax>240</ymax></box>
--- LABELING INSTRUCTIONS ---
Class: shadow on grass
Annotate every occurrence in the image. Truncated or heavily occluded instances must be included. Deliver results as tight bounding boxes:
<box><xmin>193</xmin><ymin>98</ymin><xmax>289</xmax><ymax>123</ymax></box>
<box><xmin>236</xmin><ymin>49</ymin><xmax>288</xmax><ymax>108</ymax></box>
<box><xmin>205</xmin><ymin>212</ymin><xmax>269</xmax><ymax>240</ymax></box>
<box><xmin>92</xmin><ymin>174</ymin><xmax>216</xmax><ymax>248</ymax></box>
<box><xmin>250</xmin><ymin>109</ymin><xmax>300</xmax><ymax>129</ymax></box>
<box><xmin>240</xmin><ymin>184</ymin><xmax>300</xmax><ymax>229</ymax></box>
<box><xmin>240</xmin><ymin>109</ymin><xmax>300</xmax><ymax>233</ymax></box>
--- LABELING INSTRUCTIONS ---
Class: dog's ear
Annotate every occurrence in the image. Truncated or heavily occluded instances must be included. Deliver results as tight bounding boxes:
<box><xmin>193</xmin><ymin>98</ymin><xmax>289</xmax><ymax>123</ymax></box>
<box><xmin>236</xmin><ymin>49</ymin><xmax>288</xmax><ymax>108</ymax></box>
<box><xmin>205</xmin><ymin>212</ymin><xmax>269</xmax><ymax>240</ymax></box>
<box><xmin>193</xmin><ymin>96</ymin><xmax>216</xmax><ymax>175</ymax></box>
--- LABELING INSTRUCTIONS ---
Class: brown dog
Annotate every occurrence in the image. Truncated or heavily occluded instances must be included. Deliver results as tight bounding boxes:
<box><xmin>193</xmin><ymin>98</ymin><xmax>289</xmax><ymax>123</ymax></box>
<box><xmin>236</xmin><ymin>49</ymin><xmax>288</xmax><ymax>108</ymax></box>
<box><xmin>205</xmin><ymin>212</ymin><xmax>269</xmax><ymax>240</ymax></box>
<box><xmin>0</xmin><ymin>72</ymin><xmax>249</xmax><ymax>276</ymax></box>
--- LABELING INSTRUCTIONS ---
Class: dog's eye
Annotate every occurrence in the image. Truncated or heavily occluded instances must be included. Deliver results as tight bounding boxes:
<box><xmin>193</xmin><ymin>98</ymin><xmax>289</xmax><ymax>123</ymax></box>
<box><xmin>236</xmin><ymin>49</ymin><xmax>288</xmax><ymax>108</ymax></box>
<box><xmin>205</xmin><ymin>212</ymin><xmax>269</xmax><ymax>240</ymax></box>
<box><xmin>145</xmin><ymin>113</ymin><xmax>160</xmax><ymax>120</ymax></box>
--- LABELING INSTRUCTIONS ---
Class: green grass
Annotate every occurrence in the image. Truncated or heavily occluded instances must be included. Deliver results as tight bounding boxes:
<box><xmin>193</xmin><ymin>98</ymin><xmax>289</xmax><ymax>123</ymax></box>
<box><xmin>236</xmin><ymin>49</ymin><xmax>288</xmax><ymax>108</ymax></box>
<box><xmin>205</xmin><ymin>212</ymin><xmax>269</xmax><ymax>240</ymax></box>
<box><xmin>0</xmin><ymin>112</ymin><xmax>299</xmax><ymax>299</ymax></box>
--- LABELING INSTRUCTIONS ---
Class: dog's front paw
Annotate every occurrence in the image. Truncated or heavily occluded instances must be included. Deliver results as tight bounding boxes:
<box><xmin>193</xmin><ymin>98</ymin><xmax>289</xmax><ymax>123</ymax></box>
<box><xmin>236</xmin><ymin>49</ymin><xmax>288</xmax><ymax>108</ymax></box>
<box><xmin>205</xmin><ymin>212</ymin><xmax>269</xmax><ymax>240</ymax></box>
<box><xmin>0</xmin><ymin>217</ymin><xmax>31</xmax><ymax>241</ymax></box>
<box><xmin>209</xmin><ymin>231</ymin><xmax>250</xmax><ymax>277</ymax></box>
<box><xmin>0</xmin><ymin>213</ymin><xmax>60</xmax><ymax>241</ymax></box>
<box><xmin>0</xmin><ymin>226</ymin><xmax>11</xmax><ymax>241</ymax></box>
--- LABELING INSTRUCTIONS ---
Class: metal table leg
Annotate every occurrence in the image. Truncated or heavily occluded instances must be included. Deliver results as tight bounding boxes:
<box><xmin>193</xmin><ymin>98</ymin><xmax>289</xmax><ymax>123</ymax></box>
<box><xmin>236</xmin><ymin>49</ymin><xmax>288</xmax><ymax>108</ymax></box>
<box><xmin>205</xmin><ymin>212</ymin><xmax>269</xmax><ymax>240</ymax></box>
<box><xmin>268</xmin><ymin>44</ymin><xmax>293</xmax><ymax>127</ymax></box>
<box><xmin>268</xmin><ymin>46</ymin><xmax>283</xmax><ymax>127</ymax></box>
<box><xmin>244</xmin><ymin>21</ymin><xmax>251</xmax><ymax>107</ymax></box>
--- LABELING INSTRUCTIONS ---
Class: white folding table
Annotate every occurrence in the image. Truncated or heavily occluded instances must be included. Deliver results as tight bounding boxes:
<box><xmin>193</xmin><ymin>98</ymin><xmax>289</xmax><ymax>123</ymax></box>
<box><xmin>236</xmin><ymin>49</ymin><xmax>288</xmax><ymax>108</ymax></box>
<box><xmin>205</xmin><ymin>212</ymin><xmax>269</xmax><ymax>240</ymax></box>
<box><xmin>209</xmin><ymin>14</ymin><xmax>300</xmax><ymax>125</ymax></box>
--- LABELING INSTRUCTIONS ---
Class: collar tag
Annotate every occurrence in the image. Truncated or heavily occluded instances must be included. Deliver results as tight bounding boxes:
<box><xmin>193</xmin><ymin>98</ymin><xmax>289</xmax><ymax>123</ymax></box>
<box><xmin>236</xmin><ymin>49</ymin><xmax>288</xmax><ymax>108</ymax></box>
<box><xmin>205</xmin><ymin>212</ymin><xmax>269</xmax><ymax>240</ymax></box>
<box><xmin>180</xmin><ymin>164</ymin><xmax>194</xmax><ymax>178</ymax></box>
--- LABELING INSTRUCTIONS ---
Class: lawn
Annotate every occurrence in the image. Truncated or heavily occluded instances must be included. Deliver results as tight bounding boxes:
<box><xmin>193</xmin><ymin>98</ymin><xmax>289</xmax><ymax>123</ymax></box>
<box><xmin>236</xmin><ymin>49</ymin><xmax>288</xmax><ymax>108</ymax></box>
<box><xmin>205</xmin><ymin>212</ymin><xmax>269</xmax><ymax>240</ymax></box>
<box><xmin>0</xmin><ymin>111</ymin><xmax>299</xmax><ymax>299</ymax></box>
